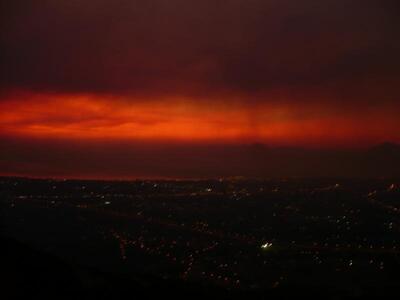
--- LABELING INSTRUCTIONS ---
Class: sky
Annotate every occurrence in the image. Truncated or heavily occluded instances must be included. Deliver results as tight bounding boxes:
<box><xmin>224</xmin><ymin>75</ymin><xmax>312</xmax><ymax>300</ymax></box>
<box><xmin>1</xmin><ymin>0</ymin><xmax>400</xmax><ymax>178</ymax></box>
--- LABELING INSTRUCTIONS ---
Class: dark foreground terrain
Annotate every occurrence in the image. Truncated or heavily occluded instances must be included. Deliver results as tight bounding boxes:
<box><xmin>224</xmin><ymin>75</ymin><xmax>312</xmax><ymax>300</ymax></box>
<box><xmin>1</xmin><ymin>177</ymin><xmax>400</xmax><ymax>299</ymax></box>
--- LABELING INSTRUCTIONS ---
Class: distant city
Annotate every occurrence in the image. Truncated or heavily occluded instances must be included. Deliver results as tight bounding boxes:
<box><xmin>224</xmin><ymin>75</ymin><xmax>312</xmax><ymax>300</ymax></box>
<box><xmin>1</xmin><ymin>177</ymin><xmax>399</xmax><ymax>298</ymax></box>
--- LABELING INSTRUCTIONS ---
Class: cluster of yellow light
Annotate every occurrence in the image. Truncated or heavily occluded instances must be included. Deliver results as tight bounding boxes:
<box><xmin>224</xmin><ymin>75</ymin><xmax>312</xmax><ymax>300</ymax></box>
<box><xmin>261</xmin><ymin>242</ymin><xmax>273</xmax><ymax>250</ymax></box>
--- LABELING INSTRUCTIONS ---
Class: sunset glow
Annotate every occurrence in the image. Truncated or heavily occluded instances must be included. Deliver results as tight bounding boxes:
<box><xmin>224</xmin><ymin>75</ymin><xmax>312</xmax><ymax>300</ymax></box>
<box><xmin>1</xmin><ymin>92</ymin><xmax>398</xmax><ymax>147</ymax></box>
<box><xmin>1</xmin><ymin>0</ymin><xmax>399</xmax><ymax>179</ymax></box>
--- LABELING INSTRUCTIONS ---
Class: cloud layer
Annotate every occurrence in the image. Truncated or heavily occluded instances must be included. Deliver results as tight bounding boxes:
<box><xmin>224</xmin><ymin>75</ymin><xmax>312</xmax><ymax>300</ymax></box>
<box><xmin>1</xmin><ymin>0</ymin><xmax>399</xmax><ymax>104</ymax></box>
<box><xmin>1</xmin><ymin>1</ymin><xmax>400</xmax><ymax>178</ymax></box>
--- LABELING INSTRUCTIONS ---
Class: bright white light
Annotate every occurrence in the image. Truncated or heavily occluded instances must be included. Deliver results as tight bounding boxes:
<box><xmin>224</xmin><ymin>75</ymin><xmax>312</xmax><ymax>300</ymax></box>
<box><xmin>261</xmin><ymin>242</ymin><xmax>273</xmax><ymax>249</ymax></box>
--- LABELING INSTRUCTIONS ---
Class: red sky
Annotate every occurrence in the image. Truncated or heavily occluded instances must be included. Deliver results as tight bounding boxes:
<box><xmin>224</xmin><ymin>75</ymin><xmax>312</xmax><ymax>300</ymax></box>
<box><xmin>0</xmin><ymin>90</ymin><xmax>399</xmax><ymax>147</ymax></box>
<box><xmin>1</xmin><ymin>1</ymin><xmax>399</xmax><ymax>178</ymax></box>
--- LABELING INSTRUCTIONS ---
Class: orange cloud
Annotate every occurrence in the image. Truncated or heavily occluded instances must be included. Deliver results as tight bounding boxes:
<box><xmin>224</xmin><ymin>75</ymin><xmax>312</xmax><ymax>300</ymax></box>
<box><xmin>0</xmin><ymin>91</ymin><xmax>399</xmax><ymax>147</ymax></box>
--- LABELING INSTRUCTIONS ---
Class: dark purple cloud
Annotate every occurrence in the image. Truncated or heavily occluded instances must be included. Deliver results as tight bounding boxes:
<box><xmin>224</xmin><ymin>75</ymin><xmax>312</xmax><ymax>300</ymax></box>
<box><xmin>1</xmin><ymin>136</ymin><xmax>400</xmax><ymax>179</ymax></box>
<box><xmin>1</xmin><ymin>0</ymin><xmax>399</xmax><ymax>104</ymax></box>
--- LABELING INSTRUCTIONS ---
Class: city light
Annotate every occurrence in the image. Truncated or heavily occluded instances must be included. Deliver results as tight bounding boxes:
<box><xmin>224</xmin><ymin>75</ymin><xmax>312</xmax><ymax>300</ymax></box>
<box><xmin>261</xmin><ymin>242</ymin><xmax>273</xmax><ymax>250</ymax></box>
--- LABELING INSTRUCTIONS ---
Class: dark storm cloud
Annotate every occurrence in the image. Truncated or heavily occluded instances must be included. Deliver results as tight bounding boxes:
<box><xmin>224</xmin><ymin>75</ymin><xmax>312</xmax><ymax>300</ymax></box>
<box><xmin>1</xmin><ymin>136</ymin><xmax>400</xmax><ymax>179</ymax></box>
<box><xmin>1</xmin><ymin>0</ymin><xmax>400</xmax><ymax>103</ymax></box>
